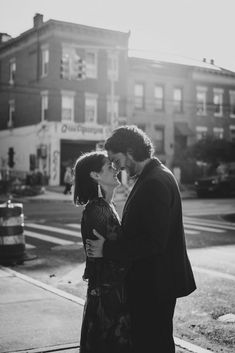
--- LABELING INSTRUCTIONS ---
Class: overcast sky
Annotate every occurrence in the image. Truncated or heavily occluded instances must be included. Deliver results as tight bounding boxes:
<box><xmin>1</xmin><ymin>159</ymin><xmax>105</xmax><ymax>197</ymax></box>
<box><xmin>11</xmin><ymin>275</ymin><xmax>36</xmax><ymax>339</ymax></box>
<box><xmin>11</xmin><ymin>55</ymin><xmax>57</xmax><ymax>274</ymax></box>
<box><xmin>1</xmin><ymin>0</ymin><xmax>234</xmax><ymax>71</ymax></box>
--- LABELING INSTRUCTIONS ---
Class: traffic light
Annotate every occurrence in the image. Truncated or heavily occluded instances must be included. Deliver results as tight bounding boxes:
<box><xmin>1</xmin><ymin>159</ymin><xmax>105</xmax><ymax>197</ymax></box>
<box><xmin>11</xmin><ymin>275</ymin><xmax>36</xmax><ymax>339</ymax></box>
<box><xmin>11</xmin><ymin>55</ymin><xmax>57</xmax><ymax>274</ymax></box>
<box><xmin>8</xmin><ymin>147</ymin><xmax>15</xmax><ymax>168</ymax></box>
<box><xmin>60</xmin><ymin>55</ymin><xmax>70</xmax><ymax>79</ymax></box>
<box><xmin>73</xmin><ymin>57</ymin><xmax>86</xmax><ymax>80</ymax></box>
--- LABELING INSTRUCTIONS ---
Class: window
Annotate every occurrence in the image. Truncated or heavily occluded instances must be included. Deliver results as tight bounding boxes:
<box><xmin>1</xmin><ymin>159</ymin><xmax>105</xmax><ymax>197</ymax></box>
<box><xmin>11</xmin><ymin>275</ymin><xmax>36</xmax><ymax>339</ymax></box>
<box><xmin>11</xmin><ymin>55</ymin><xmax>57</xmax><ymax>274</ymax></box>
<box><xmin>41</xmin><ymin>91</ymin><xmax>48</xmax><ymax>121</ymax></box>
<box><xmin>108</xmin><ymin>53</ymin><xmax>119</xmax><ymax>81</ymax></box>
<box><xmin>196</xmin><ymin>126</ymin><xmax>208</xmax><ymax>140</ymax></box>
<box><xmin>154</xmin><ymin>126</ymin><xmax>164</xmax><ymax>153</ymax></box>
<box><xmin>8</xmin><ymin>100</ymin><xmax>15</xmax><ymax>128</ymax></box>
<box><xmin>134</xmin><ymin>83</ymin><xmax>145</xmax><ymax>109</ymax></box>
<box><xmin>85</xmin><ymin>94</ymin><xmax>97</xmax><ymax>124</ymax></box>
<box><xmin>107</xmin><ymin>97</ymin><xmax>119</xmax><ymax>126</ymax></box>
<box><xmin>229</xmin><ymin>125</ymin><xmax>235</xmax><ymax>142</ymax></box>
<box><xmin>196</xmin><ymin>86</ymin><xmax>207</xmax><ymax>116</ymax></box>
<box><xmin>85</xmin><ymin>51</ymin><xmax>97</xmax><ymax>78</ymax></box>
<box><xmin>41</xmin><ymin>47</ymin><xmax>49</xmax><ymax>77</ymax></box>
<box><xmin>9</xmin><ymin>58</ymin><xmax>16</xmax><ymax>84</ymax></box>
<box><xmin>173</xmin><ymin>88</ymin><xmax>183</xmax><ymax>113</ymax></box>
<box><xmin>229</xmin><ymin>91</ymin><xmax>235</xmax><ymax>118</ymax></box>
<box><xmin>61</xmin><ymin>91</ymin><xmax>75</xmax><ymax>122</ymax></box>
<box><xmin>213</xmin><ymin>127</ymin><xmax>224</xmax><ymax>139</ymax></box>
<box><xmin>213</xmin><ymin>88</ymin><xmax>223</xmax><ymax>117</ymax></box>
<box><xmin>154</xmin><ymin>85</ymin><xmax>164</xmax><ymax>111</ymax></box>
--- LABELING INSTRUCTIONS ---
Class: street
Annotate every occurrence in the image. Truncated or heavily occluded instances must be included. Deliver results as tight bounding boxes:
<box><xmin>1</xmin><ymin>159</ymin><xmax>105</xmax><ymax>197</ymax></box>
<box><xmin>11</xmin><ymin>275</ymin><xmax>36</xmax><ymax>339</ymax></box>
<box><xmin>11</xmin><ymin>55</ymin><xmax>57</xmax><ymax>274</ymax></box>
<box><xmin>1</xmin><ymin>195</ymin><xmax>235</xmax><ymax>353</ymax></box>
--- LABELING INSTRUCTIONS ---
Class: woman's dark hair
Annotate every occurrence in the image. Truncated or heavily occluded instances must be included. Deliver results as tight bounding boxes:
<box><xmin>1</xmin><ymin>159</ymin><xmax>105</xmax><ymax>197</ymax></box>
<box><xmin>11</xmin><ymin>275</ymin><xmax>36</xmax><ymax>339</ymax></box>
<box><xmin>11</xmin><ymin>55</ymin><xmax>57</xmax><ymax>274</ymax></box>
<box><xmin>104</xmin><ymin>125</ymin><xmax>154</xmax><ymax>161</ymax></box>
<box><xmin>73</xmin><ymin>151</ymin><xmax>107</xmax><ymax>205</ymax></box>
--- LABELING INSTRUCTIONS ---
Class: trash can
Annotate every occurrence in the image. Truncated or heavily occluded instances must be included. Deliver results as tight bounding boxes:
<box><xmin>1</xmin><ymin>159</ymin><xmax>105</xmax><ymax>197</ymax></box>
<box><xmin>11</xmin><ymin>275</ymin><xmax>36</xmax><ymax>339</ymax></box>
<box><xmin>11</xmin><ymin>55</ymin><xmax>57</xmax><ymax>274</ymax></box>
<box><xmin>0</xmin><ymin>200</ymin><xmax>25</xmax><ymax>265</ymax></box>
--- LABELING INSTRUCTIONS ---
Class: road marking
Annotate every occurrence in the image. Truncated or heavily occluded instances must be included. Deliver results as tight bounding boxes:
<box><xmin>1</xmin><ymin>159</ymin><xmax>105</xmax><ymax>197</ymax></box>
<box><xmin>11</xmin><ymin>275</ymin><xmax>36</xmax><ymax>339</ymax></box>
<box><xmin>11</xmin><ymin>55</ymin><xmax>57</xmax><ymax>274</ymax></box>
<box><xmin>193</xmin><ymin>266</ymin><xmax>235</xmax><ymax>281</ymax></box>
<box><xmin>184</xmin><ymin>218</ymin><xmax>235</xmax><ymax>231</ymax></box>
<box><xmin>185</xmin><ymin>229</ymin><xmax>200</xmax><ymax>235</ymax></box>
<box><xmin>25</xmin><ymin>243</ymin><xmax>36</xmax><ymax>249</ymax></box>
<box><xmin>66</xmin><ymin>223</ymin><xmax>81</xmax><ymax>230</ymax></box>
<box><xmin>25</xmin><ymin>230</ymin><xmax>78</xmax><ymax>246</ymax></box>
<box><xmin>184</xmin><ymin>224</ymin><xmax>225</xmax><ymax>233</ymax></box>
<box><xmin>26</xmin><ymin>223</ymin><xmax>81</xmax><ymax>237</ymax></box>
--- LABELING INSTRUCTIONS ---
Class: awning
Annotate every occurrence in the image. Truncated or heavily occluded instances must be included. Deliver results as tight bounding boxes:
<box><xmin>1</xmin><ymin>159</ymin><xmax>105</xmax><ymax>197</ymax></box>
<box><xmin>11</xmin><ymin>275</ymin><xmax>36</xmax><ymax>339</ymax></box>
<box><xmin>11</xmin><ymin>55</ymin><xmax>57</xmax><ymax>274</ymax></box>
<box><xmin>174</xmin><ymin>122</ymin><xmax>194</xmax><ymax>136</ymax></box>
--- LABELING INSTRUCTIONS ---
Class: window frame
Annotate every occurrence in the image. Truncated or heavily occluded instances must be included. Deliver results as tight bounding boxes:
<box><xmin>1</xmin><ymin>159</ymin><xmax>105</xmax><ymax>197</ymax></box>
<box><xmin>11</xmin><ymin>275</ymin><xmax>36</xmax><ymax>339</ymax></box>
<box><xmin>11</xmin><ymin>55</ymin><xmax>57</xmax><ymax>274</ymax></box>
<box><xmin>154</xmin><ymin>85</ymin><xmax>164</xmax><ymax>111</ymax></box>
<box><xmin>134</xmin><ymin>82</ymin><xmax>145</xmax><ymax>110</ymax></box>
<box><xmin>85</xmin><ymin>93</ymin><xmax>98</xmax><ymax>125</ymax></box>
<box><xmin>213</xmin><ymin>88</ymin><xmax>223</xmax><ymax>117</ymax></box>
<box><xmin>9</xmin><ymin>58</ymin><xmax>16</xmax><ymax>85</ymax></box>
<box><xmin>61</xmin><ymin>90</ymin><xmax>75</xmax><ymax>123</ymax></box>
<box><xmin>40</xmin><ymin>90</ymin><xmax>48</xmax><ymax>122</ymax></box>
<box><xmin>173</xmin><ymin>87</ymin><xmax>183</xmax><ymax>113</ymax></box>
<box><xmin>196</xmin><ymin>86</ymin><xmax>207</xmax><ymax>116</ymax></box>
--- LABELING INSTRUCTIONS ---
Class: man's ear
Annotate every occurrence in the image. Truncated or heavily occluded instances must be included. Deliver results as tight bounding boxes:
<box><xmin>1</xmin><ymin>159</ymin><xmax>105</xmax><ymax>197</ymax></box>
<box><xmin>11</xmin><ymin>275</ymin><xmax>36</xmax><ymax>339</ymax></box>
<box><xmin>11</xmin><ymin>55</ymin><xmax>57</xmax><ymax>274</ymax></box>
<box><xmin>90</xmin><ymin>171</ymin><xmax>100</xmax><ymax>181</ymax></box>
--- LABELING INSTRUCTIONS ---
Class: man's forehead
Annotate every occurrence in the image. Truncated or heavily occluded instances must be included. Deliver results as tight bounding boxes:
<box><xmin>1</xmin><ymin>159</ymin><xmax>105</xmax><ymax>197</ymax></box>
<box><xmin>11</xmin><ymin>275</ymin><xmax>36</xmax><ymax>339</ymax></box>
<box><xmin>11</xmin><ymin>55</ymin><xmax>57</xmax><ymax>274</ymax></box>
<box><xmin>107</xmin><ymin>151</ymin><xmax>122</xmax><ymax>160</ymax></box>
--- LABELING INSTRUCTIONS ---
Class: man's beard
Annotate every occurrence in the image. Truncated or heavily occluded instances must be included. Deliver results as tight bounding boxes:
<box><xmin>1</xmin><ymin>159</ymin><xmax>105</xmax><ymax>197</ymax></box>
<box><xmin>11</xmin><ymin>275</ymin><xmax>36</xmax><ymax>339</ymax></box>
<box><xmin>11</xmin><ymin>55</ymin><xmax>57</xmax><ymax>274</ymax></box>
<box><xmin>127</xmin><ymin>162</ymin><xmax>138</xmax><ymax>178</ymax></box>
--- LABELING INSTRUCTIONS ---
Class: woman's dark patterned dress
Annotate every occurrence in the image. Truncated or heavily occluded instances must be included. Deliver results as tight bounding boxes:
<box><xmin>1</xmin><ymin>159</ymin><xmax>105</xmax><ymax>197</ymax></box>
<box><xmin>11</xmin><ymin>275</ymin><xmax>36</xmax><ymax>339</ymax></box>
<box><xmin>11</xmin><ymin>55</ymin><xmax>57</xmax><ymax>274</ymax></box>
<box><xmin>79</xmin><ymin>197</ymin><xmax>132</xmax><ymax>353</ymax></box>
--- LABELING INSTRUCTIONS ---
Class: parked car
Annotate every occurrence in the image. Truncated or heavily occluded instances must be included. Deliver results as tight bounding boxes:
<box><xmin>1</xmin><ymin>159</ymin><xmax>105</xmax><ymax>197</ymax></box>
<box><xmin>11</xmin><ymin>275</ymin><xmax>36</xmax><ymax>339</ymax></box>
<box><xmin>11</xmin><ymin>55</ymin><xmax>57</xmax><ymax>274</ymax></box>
<box><xmin>194</xmin><ymin>163</ymin><xmax>235</xmax><ymax>198</ymax></box>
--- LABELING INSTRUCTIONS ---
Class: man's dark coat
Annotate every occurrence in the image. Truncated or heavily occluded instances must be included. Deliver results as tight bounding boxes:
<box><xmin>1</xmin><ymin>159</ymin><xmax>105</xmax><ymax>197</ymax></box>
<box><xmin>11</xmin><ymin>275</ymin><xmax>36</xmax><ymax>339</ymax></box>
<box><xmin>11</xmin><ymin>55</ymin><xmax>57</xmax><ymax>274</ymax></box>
<box><xmin>104</xmin><ymin>157</ymin><xmax>196</xmax><ymax>298</ymax></box>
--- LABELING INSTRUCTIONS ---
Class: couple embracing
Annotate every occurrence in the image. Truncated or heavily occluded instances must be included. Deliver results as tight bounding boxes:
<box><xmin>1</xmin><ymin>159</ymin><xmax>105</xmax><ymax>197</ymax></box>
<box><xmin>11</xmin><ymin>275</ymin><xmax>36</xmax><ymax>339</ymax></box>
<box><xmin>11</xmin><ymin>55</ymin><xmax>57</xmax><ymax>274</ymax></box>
<box><xmin>73</xmin><ymin>125</ymin><xmax>196</xmax><ymax>353</ymax></box>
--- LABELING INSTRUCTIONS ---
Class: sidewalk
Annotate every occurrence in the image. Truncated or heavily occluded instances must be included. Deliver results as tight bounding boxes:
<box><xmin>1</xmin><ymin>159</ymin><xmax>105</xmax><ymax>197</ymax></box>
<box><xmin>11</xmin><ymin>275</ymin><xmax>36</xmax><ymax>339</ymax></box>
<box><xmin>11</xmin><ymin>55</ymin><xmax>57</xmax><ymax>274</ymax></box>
<box><xmin>0</xmin><ymin>266</ymin><xmax>83</xmax><ymax>353</ymax></box>
<box><xmin>0</xmin><ymin>266</ymin><xmax>214</xmax><ymax>353</ymax></box>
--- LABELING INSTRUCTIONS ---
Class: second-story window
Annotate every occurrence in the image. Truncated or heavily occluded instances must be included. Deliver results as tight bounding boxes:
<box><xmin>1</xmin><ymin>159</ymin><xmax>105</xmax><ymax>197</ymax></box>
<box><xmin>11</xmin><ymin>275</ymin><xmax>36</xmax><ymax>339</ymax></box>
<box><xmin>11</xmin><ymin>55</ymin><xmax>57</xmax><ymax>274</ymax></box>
<box><xmin>85</xmin><ymin>51</ymin><xmax>97</xmax><ymax>78</ymax></box>
<box><xmin>213</xmin><ymin>88</ymin><xmax>223</xmax><ymax>117</ymax></box>
<box><xmin>41</xmin><ymin>91</ymin><xmax>48</xmax><ymax>121</ymax></box>
<box><xmin>41</xmin><ymin>47</ymin><xmax>49</xmax><ymax>77</ymax></box>
<box><xmin>108</xmin><ymin>53</ymin><xmax>119</xmax><ymax>81</ymax></box>
<box><xmin>61</xmin><ymin>91</ymin><xmax>75</xmax><ymax>122</ymax></box>
<box><xmin>196</xmin><ymin>86</ymin><xmax>207</xmax><ymax>116</ymax></box>
<box><xmin>154</xmin><ymin>85</ymin><xmax>164</xmax><ymax>111</ymax></box>
<box><xmin>173</xmin><ymin>87</ymin><xmax>183</xmax><ymax>113</ymax></box>
<box><xmin>134</xmin><ymin>83</ymin><xmax>145</xmax><ymax>110</ymax></box>
<box><xmin>85</xmin><ymin>94</ymin><xmax>97</xmax><ymax>124</ymax></box>
<box><xmin>9</xmin><ymin>59</ymin><xmax>16</xmax><ymax>85</ymax></box>
<box><xmin>8</xmin><ymin>99</ymin><xmax>15</xmax><ymax>128</ymax></box>
<box><xmin>229</xmin><ymin>90</ymin><xmax>235</xmax><ymax>118</ymax></box>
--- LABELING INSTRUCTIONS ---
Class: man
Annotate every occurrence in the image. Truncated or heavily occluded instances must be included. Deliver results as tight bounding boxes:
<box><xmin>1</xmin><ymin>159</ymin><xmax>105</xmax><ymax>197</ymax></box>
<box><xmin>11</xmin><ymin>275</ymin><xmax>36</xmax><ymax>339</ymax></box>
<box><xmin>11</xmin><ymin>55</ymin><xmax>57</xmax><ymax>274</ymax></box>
<box><xmin>87</xmin><ymin>125</ymin><xmax>196</xmax><ymax>353</ymax></box>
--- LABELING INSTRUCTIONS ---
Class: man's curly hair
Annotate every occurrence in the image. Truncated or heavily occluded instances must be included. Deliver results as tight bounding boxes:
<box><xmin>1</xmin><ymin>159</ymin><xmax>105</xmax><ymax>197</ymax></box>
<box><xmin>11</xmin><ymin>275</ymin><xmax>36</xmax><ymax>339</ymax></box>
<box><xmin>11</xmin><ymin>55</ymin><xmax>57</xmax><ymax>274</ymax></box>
<box><xmin>104</xmin><ymin>125</ymin><xmax>154</xmax><ymax>161</ymax></box>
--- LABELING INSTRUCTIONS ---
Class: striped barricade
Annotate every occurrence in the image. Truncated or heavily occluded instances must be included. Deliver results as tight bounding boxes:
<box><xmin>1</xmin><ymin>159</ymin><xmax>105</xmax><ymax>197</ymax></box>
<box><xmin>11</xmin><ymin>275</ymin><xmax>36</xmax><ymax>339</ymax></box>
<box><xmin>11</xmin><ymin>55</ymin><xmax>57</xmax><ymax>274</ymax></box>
<box><xmin>0</xmin><ymin>200</ymin><xmax>25</xmax><ymax>265</ymax></box>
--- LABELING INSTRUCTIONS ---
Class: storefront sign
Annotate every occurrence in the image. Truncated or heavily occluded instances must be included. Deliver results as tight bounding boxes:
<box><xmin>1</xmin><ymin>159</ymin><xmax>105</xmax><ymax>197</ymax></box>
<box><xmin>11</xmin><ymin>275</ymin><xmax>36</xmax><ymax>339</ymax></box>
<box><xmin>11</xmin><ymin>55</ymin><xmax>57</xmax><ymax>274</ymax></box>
<box><xmin>61</xmin><ymin>123</ymin><xmax>104</xmax><ymax>135</ymax></box>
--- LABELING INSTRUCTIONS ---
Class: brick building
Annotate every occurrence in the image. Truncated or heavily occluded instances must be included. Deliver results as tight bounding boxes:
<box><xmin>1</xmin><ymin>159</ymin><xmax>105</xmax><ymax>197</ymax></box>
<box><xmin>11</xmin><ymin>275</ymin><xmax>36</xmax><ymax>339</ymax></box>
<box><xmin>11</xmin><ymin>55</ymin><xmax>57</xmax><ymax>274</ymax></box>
<box><xmin>0</xmin><ymin>14</ymin><xmax>129</xmax><ymax>185</ymax></box>
<box><xmin>1</xmin><ymin>14</ymin><xmax>235</xmax><ymax>186</ymax></box>
<box><xmin>127</xmin><ymin>57</ymin><xmax>235</xmax><ymax>167</ymax></box>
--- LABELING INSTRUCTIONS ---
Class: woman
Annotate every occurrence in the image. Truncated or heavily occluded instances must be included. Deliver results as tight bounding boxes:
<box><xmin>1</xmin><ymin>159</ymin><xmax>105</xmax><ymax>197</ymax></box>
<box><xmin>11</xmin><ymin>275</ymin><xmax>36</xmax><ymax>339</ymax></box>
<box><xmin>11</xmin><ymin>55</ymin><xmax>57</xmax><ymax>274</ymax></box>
<box><xmin>73</xmin><ymin>151</ymin><xmax>131</xmax><ymax>353</ymax></box>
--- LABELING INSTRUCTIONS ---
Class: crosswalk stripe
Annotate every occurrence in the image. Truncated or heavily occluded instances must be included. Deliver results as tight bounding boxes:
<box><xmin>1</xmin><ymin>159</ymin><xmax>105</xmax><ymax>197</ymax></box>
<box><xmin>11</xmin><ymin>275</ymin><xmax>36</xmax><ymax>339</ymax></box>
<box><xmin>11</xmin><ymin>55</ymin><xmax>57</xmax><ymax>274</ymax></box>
<box><xmin>25</xmin><ymin>230</ymin><xmax>79</xmax><ymax>246</ymax></box>
<box><xmin>184</xmin><ymin>224</ymin><xmax>225</xmax><ymax>233</ymax></box>
<box><xmin>184</xmin><ymin>219</ymin><xmax>235</xmax><ymax>231</ymax></box>
<box><xmin>185</xmin><ymin>230</ymin><xmax>199</xmax><ymax>235</ymax></box>
<box><xmin>26</xmin><ymin>243</ymin><xmax>36</xmax><ymax>249</ymax></box>
<box><xmin>66</xmin><ymin>223</ymin><xmax>81</xmax><ymax>230</ymax></box>
<box><xmin>25</xmin><ymin>223</ymin><xmax>81</xmax><ymax>237</ymax></box>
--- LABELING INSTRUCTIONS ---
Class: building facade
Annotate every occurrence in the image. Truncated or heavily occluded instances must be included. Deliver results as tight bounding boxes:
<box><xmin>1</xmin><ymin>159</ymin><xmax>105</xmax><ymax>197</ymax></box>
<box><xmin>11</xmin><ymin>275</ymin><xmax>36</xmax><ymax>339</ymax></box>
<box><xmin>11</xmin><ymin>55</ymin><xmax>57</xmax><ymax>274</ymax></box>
<box><xmin>0</xmin><ymin>14</ymin><xmax>129</xmax><ymax>185</ymax></box>
<box><xmin>1</xmin><ymin>14</ymin><xmax>235</xmax><ymax>186</ymax></box>
<box><xmin>127</xmin><ymin>57</ymin><xmax>235</xmax><ymax>167</ymax></box>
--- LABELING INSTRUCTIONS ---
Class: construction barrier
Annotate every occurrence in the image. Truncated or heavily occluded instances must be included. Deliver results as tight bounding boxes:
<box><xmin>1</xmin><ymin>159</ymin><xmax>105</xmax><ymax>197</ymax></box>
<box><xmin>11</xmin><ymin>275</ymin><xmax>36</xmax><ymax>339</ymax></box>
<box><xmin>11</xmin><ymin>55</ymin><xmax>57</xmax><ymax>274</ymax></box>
<box><xmin>0</xmin><ymin>200</ymin><xmax>25</xmax><ymax>265</ymax></box>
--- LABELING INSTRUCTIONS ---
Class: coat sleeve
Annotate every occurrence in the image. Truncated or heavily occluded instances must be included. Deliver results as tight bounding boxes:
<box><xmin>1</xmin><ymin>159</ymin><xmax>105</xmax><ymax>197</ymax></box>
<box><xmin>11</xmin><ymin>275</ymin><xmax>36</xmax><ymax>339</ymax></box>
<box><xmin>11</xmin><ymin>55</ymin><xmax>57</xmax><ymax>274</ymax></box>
<box><xmin>103</xmin><ymin>179</ymin><xmax>174</xmax><ymax>261</ymax></box>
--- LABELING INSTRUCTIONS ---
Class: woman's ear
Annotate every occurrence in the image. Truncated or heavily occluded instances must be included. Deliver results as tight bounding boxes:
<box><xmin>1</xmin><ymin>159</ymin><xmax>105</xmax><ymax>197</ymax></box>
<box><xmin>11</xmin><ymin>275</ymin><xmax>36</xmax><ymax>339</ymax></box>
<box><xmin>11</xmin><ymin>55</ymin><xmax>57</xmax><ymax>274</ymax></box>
<box><xmin>90</xmin><ymin>171</ymin><xmax>100</xmax><ymax>181</ymax></box>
